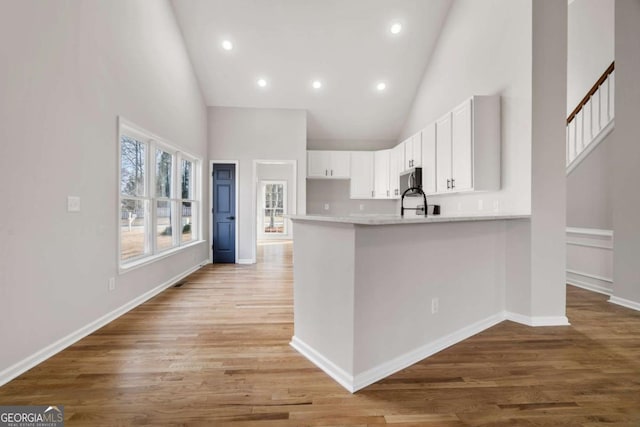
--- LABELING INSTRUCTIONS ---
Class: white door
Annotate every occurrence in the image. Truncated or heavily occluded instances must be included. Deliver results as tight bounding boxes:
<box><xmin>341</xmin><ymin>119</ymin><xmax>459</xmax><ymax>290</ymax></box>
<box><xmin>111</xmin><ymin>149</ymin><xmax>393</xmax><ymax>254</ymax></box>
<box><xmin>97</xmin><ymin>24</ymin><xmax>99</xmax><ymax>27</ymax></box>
<box><xmin>307</xmin><ymin>151</ymin><xmax>330</xmax><ymax>177</ymax></box>
<box><xmin>451</xmin><ymin>99</ymin><xmax>473</xmax><ymax>191</ymax></box>
<box><xmin>436</xmin><ymin>112</ymin><xmax>452</xmax><ymax>192</ymax></box>
<box><xmin>374</xmin><ymin>149</ymin><xmax>390</xmax><ymax>198</ymax></box>
<box><xmin>350</xmin><ymin>151</ymin><xmax>374</xmax><ymax>199</ymax></box>
<box><xmin>411</xmin><ymin>133</ymin><xmax>422</xmax><ymax>168</ymax></box>
<box><xmin>421</xmin><ymin>123</ymin><xmax>437</xmax><ymax>194</ymax></box>
<box><xmin>330</xmin><ymin>151</ymin><xmax>351</xmax><ymax>178</ymax></box>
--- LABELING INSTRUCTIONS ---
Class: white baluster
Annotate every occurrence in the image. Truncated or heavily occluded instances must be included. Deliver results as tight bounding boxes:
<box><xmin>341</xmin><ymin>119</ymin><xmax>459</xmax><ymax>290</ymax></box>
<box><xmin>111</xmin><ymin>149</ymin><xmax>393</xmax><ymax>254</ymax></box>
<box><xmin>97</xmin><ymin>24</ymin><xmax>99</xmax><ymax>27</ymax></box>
<box><xmin>593</xmin><ymin>87</ymin><xmax>602</xmax><ymax>134</ymax></box>
<box><xmin>576</xmin><ymin>110</ymin><xmax>584</xmax><ymax>154</ymax></box>
<box><xmin>566</xmin><ymin>125</ymin><xmax>571</xmax><ymax>166</ymax></box>
<box><xmin>609</xmin><ymin>70</ymin><xmax>615</xmax><ymax>121</ymax></box>
<box><xmin>601</xmin><ymin>79</ymin><xmax>609</xmax><ymax>126</ymax></box>
<box><xmin>584</xmin><ymin>99</ymin><xmax>592</xmax><ymax>144</ymax></box>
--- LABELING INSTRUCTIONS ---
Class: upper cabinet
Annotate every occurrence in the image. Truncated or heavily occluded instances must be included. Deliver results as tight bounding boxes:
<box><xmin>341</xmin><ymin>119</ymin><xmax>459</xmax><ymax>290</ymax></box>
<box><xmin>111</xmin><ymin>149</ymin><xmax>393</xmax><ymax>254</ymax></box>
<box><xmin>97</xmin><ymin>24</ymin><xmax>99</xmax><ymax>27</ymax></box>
<box><xmin>307</xmin><ymin>150</ymin><xmax>350</xmax><ymax>179</ymax></box>
<box><xmin>435</xmin><ymin>96</ymin><xmax>500</xmax><ymax>194</ymax></box>
<box><xmin>350</xmin><ymin>151</ymin><xmax>375</xmax><ymax>199</ymax></box>
<box><xmin>374</xmin><ymin>149</ymin><xmax>391</xmax><ymax>199</ymax></box>
<box><xmin>389</xmin><ymin>143</ymin><xmax>404</xmax><ymax>198</ymax></box>
<box><xmin>421</xmin><ymin>123</ymin><xmax>437</xmax><ymax>195</ymax></box>
<box><xmin>402</xmin><ymin>133</ymin><xmax>422</xmax><ymax>171</ymax></box>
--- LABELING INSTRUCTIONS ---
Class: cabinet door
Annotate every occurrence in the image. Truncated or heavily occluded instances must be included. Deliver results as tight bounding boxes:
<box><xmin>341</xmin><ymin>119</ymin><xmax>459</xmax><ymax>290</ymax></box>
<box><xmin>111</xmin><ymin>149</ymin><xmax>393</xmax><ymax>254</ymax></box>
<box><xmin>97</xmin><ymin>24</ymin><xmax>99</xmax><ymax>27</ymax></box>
<box><xmin>350</xmin><ymin>151</ymin><xmax>374</xmax><ymax>199</ymax></box>
<box><xmin>436</xmin><ymin>113</ymin><xmax>452</xmax><ymax>192</ymax></box>
<box><xmin>330</xmin><ymin>151</ymin><xmax>351</xmax><ymax>178</ymax></box>
<box><xmin>403</xmin><ymin>138</ymin><xmax>413</xmax><ymax>170</ymax></box>
<box><xmin>411</xmin><ymin>133</ymin><xmax>422</xmax><ymax>168</ymax></box>
<box><xmin>307</xmin><ymin>151</ymin><xmax>330</xmax><ymax>177</ymax></box>
<box><xmin>451</xmin><ymin>99</ymin><xmax>473</xmax><ymax>191</ymax></box>
<box><xmin>374</xmin><ymin>150</ymin><xmax>390</xmax><ymax>198</ymax></box>
<box><xmin>389</xmin><ymin>144</ymin><xmax>402</xmax><ymax>198</ymax></box>
<box><xmin>421</xmin><ymin>123</ymin><xmax>437</xmax><ymax>194</ymax></box>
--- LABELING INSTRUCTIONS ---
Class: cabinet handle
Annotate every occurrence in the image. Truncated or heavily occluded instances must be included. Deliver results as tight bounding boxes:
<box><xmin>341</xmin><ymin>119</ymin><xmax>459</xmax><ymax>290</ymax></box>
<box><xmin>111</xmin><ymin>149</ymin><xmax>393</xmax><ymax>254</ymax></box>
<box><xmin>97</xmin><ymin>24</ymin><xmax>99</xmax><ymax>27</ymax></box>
<box><xmin>331</xmin><ymin>169</ymin><xmax>333</xmax><ymax>176</ymax></box>
<box><xmin>447</xmin><ymin>179</ymin><xmax>451</xmax><ymax>189</ymax></box>
<box><xmin>325</xmin><ymin>169</ymin><xmax>328</xmax><ymax>176</ymax></box>
<box><xmin>387</xmin><ymin>190</ymin><xmax>389</xmax><ymax>197</ymax></box>
<box><xmin>451</xmin><ymin>179</ymin><xmax>455</xmax><ymax>188</ymax></box>
<box><xmin>371</xmin><ymin>190</ymin><xmax>374</xmax><ymax>197</ymax></box>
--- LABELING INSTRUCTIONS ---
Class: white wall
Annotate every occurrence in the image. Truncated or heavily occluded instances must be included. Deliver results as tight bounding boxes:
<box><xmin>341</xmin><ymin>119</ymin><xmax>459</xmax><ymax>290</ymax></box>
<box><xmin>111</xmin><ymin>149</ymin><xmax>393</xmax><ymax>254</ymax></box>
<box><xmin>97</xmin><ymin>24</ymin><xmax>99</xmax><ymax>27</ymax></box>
<box><xmin>306</xmin><ymin>180</ymin><xmax>397</xmax><ymax>216</ymax></box>
<box><xmin>566</xmin><ymin>137</ymin><xmax>613</xmax><ymax>228</ymax></box>
<box><xmin>256</xmin><ymin>163</ymin><xmax>295</xmax><ymax>238</ymax></box>
<box><xmin>612</xmin><ymin>0</ymin><xmax>640</xmax><ymax>309</ymax></box>
<box><xmin>0</xmin><ymin>0</ymin><xmax>208</xmax><ymax>378</ymax></box>
<box><xmin>399</xmin><ymin>0</ymin><xmax>532</xmax><ymax>216</ymax></box>
<box><xmin>208</xmin><ymin>107</ymin><xmax>306</xmax><ymax>261</ymax></box>
<box><xmin>567</xmin><ymin>0</ymin><xmax>615</xmax><ymax>115</ymax></box>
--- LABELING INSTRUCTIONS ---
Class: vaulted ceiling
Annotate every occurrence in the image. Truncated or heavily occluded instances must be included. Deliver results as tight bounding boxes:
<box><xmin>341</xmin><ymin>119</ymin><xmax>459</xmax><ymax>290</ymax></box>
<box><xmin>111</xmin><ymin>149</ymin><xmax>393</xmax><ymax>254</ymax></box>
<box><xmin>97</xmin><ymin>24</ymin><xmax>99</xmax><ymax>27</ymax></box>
<box><xmin>171</xmin><ymin>0</ymin><xmax>453</xmax><ymax>141</ymax></box>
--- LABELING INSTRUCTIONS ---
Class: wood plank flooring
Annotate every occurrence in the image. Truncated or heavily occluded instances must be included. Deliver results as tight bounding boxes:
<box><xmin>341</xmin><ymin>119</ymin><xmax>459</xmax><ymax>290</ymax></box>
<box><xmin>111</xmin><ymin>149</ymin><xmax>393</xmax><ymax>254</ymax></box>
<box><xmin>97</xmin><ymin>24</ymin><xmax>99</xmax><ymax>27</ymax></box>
<box><xmin>1</xmin><ymin>240</ymin><xmax>639</xmax><ymax>426</ymax></box>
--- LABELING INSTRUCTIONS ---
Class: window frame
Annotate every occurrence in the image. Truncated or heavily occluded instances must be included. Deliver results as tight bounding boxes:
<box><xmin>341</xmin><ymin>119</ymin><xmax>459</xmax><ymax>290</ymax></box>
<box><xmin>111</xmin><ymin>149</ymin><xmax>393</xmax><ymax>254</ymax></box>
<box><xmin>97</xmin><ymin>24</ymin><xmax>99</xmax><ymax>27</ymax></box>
<box><xmin>118</xmin><ymin>117</ymin><xmax>202</xmax><ymax>273</ymax></box>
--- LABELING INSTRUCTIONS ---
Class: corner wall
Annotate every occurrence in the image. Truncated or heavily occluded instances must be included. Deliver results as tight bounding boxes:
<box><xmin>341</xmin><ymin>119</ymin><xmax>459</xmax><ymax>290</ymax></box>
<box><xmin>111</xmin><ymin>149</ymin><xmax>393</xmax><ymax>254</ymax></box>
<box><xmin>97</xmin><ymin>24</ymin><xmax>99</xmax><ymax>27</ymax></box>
<box><xmin>611</xmin><ymin>0</ymin><xmax>640</xmax><ymax>310</ymax></box>
<box><xmin>0</xmin><ymin>0</ymin><xmax>208</xmax><ymax>380</ymax></box>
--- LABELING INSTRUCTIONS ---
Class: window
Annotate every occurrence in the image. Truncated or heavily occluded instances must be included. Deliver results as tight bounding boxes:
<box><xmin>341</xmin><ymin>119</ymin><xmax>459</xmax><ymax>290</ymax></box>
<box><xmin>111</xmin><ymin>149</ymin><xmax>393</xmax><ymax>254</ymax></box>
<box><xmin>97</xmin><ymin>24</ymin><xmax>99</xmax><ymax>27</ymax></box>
<box><xmin>119</xmin><ymin>119</ymin><xmax>201</xmax><ymax>269</ymax></box>
<box><xmin>260</xmin><ymin>181</ymin><xmax>286</xmax><ymax>235</ymax></box>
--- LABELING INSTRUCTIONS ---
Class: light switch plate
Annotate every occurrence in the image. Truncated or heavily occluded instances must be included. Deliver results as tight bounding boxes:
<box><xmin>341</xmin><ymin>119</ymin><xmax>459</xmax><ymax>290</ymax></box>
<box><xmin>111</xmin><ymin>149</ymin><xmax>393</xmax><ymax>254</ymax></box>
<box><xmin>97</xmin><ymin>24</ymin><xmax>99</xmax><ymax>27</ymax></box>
<box><xmin>67</xmin><ymin>196</ymin><xmax>81</xmax><ymax>212</ymax></box>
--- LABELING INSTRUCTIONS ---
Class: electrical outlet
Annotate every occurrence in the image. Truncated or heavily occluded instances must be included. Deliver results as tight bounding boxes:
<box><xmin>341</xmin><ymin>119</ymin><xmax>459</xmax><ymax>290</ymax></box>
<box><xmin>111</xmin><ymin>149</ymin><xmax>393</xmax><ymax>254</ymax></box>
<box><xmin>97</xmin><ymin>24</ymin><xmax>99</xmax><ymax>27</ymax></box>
<box><xmin>431</xmin><ymin>297</ymin><xmax>439</xmax><ymax>314</ymax></box>
<box><xmin>478</xmin><ymin>199</ymin><xmax>484</xmax><ymax>210</ymax></box>
<box><xmin>359</xmin><ymin>204</ymin><xmax>365</xmax><ymax>211</ymax></box>
<box><xmin>324</xmin><ymin>203</ymin><xmax>330</xmax><ymax>211</ymax></box>
<box><xmin>493</xmin><ymin>200</ymin><xmax>500</xmax><ymax>212</ymax></box>
<box><xmin>67</xmin><ymin>196</ymin><xmax>81</xmax><ymax>212</ymax></box>
<box><xmin>108</xmin><ymin>277</ymin><xmax>116</xmax><ymax>292</ymax></box>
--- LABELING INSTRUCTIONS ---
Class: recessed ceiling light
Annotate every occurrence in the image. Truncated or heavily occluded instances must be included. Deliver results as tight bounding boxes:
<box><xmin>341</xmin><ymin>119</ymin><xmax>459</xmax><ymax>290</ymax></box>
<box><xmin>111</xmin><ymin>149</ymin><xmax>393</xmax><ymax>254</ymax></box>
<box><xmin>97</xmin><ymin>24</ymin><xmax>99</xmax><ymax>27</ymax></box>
<box><xmin>312</xmin><ymin>80</ymin><xmax>322</xmax><ymax>89</ymax></box>
<box><xmin>221</xmin><ymin>40</ymin><xmax>233</xmax><ymax>51</ymax></box>
<box><xmin>257</xmin><ymin>78</ymin><xmax>268</xmax><ymax>88</ymax></box>
<box><xmin>390</xmin><ymin>23</ymin><xmax>402</xmax><ymax>35</ymax></box>
<box><xmin>376</xmin><ymin>82</ymin><xmax>387</xmax><ymax>91</ymax></box>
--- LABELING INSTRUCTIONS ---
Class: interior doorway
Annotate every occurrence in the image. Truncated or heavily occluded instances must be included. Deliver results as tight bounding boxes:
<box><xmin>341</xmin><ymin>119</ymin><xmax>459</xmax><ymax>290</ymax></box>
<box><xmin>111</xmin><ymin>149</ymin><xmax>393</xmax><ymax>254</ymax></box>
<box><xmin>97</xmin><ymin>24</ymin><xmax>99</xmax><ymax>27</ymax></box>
<box><xmin>252</xmin><ymin>160</ymin><xmax>296</xmax><ymax>262</ymax></box>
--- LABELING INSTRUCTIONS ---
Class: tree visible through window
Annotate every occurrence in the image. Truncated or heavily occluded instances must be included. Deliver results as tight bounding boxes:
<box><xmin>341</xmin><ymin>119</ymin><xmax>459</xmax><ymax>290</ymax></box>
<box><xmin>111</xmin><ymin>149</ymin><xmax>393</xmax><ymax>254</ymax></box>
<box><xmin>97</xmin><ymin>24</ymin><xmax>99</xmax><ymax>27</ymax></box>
<box><xmin>262</xmin><ymin>182</ymin><xmax>286</xmax><ymax>234</ymax></box>
<box><xmin>119</xmin><ymin>119</ymin><xmax>200</xmax><ymax>268</ymax></box>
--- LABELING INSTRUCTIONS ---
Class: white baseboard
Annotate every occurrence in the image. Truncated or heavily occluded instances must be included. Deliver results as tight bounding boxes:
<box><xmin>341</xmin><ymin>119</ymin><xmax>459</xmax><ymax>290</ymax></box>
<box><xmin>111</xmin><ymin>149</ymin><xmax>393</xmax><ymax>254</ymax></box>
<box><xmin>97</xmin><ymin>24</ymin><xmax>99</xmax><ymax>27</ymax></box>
<box><xmin>291</xmin><ymin>312</ymin><xmax>506</xmax><ymax>393</ymax></box>
<box><xmin>0</xmin><ymin>260</ymin><xmax>207</xmax><ymax>388</ymax></box>
<box><xmin>290</xmin><ymin>336</ymin><xmax>355</xmax><ymax>393</ymax></box>
<box><xmin>504</xmin><ymin>311</ymin><xmax>570</xmax><ymax>327</ymax></box>
<box><xmin>567</xmin><ymin>279</ymin><xmax>612</xmax><ymax>296</ymax></box>
<box><xmin>352</xmin><ymin>312</ymin><xmax>506</xmax><ymax>392</ymax></box>
<box><xmin>609</xmin><ymin>295</ymin><xmax>640</xmax><ymax>312</ymax></box>
<box><xmin>237</xmin><ymin>258</ymin><xmax>255</xmax><ymax>264</ymax></box>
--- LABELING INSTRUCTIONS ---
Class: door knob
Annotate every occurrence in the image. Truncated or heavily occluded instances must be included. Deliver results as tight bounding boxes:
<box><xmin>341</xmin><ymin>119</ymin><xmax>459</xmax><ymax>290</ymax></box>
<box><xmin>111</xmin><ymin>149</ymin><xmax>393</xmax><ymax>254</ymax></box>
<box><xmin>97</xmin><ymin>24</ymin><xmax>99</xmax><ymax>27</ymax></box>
<box><xmin>227</xmin><ymin>216</ymin><xmax>235</xmax><ymax>220</ymax></box>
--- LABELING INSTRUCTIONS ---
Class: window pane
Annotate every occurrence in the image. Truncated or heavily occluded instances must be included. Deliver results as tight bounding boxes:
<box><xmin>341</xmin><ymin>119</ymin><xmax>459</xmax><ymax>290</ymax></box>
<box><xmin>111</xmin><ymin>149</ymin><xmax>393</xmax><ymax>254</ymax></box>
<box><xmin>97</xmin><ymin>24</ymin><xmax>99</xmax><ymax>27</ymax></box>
<box><xmin>181</xmin><ymin>201</ymin><xmax>196</xmax><ymax>243</ymax></box>
<box><xmin>156</xmin><ymin>149</ymin><xmax>172</xmax><ymax>198</ymax></box>
<box><xmin>120</xmin><ymin>136</ymin><xmax>145</xmax><ymax>197</ymax></box>
<box><xmin>156</xmin><ymin>200</ymin><xmax>174</xmax><ymax>251</ymax></box>
<box><xmin>120</xmin><ymin>199</ymin><xmax>147</xmax><ymax>260</ymax></box>
<box><xmin>181</xmin><ymin>159</ymin><xmax>192</xmax><ymax>199</ymax></box>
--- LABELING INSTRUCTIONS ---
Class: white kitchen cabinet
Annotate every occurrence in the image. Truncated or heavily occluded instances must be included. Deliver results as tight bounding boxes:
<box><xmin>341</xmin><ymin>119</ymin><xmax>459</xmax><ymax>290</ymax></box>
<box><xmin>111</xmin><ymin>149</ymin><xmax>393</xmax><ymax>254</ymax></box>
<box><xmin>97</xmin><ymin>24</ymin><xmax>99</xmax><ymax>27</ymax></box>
<box><xmin>403</xmin><ymin>133</ymin><xmax>422</xmax><ymax>171</ymax></box>
<box><xmin>435</xmin><ymin>96</ymin><xmax>500</xmax><ymax>194</ymax></box>
<box><xmin>389</xmin><ymin>143</ymin><xmax>404</xmax><ymax>198</ymax></box>
<box><xmin>350</xmin><ymin>151</ymin><xmax>375</xmax><ymax>199</ymax></box>
<box><xmin>421</xmin><ymin>123</ymin><xmax>437</xmax><ymax>194</ymax></box>
<box><xmin>435</xmin><ymin>112</ymin><xmax>453</xmax><ymax>193</ymax></box>
<box><xmin>307</xmin><ymin>150</ymin><xmax>350</xmax><ymax>178</ymax></box>
<box><xmin>374</xmin><ymin>149</ymin><xmax>391</xmax><ymax>198</ymax></box>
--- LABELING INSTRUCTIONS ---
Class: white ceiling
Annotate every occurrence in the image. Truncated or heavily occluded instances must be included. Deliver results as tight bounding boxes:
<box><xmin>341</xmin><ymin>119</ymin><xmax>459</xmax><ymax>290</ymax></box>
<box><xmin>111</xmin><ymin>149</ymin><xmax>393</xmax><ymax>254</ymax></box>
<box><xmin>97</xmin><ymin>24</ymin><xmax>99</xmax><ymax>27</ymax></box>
<box><xmin>171</xmin><ymin>0</ymin><xmax>453</xmax><ymax>141</ymax></box>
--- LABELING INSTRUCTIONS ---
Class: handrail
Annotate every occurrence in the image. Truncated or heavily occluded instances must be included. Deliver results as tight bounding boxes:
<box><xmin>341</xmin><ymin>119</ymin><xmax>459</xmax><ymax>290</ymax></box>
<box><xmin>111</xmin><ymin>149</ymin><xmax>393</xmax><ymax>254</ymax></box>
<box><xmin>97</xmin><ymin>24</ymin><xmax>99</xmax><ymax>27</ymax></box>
<box><xmin>567</xmin><ymin>61</ymin><xmax>615</xmax><ymax>125</ymax></box>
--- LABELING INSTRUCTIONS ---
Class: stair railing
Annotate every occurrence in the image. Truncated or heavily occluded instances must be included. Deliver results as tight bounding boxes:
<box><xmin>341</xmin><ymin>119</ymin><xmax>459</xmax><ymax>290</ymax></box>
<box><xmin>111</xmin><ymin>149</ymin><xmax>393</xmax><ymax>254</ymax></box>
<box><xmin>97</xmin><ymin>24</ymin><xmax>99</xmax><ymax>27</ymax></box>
<box><xmin>566</xmin><ymin>61</ymin><xmax>615</xmax><ymax>172</ymax></box>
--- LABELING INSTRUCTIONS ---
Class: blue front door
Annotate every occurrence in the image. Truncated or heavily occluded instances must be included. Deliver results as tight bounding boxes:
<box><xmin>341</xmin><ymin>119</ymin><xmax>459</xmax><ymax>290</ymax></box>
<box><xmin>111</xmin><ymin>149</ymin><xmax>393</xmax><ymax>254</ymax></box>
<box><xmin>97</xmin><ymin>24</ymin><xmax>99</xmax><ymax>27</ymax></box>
<box><xmin>212</xmin><ymin>163</ymin><xmax>236</xmax><ymax>263</ymax></box>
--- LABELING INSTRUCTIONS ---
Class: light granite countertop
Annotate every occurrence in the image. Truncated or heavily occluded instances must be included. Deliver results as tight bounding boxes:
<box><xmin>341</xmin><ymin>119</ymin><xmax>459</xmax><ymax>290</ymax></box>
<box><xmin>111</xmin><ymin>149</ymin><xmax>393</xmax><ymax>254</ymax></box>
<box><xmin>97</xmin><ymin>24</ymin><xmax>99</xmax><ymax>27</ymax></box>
<box><xmin>287</xmin><ymin>213</ymin><xmax>530</xmax><ymax>225</ymax></box>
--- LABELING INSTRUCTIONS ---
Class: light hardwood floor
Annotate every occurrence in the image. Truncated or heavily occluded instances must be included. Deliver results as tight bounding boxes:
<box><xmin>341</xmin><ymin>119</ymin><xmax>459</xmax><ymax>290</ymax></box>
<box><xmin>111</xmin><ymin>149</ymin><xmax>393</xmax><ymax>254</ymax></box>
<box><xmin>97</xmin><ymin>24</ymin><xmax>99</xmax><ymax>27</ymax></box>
<box><xmin>1</xmin><ymin>241</ymin><xmax>639</xmax><ymax>426</ymax></box>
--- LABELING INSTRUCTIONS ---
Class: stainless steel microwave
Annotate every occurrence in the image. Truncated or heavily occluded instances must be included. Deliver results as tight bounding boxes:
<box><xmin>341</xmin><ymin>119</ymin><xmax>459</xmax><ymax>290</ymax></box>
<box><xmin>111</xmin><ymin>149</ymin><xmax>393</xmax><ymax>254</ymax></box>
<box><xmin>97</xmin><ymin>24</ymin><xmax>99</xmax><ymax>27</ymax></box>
<box><xmin>399</xmin><ymin>167</ymin><xmax>422</xmax><ymax>196</ymax></box>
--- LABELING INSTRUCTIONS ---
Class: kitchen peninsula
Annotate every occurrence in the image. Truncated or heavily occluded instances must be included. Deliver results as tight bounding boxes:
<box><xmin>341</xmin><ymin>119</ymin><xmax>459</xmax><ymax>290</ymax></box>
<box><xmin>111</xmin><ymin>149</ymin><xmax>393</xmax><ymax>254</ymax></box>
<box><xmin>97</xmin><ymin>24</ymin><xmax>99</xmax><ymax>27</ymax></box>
<box><xmin>289</xmin><ymin>213</ymin><xmax>530</xmax><ymax>392</ymax></box>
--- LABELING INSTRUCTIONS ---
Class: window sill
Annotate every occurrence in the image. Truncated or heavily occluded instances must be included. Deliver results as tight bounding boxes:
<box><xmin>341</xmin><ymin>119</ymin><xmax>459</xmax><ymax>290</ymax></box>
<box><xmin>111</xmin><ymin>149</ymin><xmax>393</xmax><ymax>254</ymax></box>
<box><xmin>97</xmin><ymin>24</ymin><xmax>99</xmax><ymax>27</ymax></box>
<box><xmin>118</xmin><ymin>240</ymin><xmax>207</xmax><ymax>275</ymax></box>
